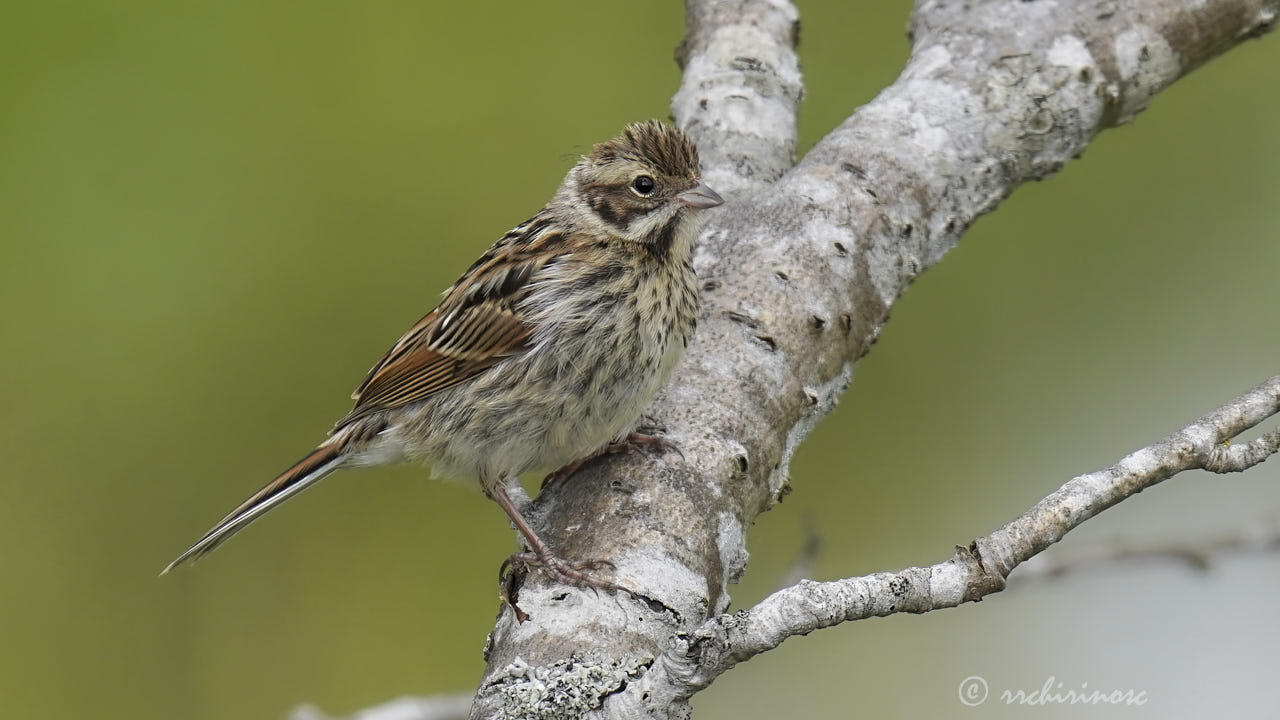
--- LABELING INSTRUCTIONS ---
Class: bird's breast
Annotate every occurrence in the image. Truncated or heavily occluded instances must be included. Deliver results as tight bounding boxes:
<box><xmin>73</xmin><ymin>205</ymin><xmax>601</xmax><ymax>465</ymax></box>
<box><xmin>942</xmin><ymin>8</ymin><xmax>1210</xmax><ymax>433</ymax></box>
<box><xmin>517</xmin><ymin>253</ymin><xmax>697</xmax><ymax>454</ymax></box>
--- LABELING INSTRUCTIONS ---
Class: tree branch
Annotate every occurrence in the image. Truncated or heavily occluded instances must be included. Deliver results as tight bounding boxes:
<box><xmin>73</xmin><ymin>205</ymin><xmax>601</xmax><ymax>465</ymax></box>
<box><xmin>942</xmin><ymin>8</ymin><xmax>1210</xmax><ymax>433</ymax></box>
<box><xmin>673</xmin><ymin>0</ymin><xmax>802</xmax><ymax>195</ymax></box>
<box><xmin>617</xmin><ymin>376</ymin><xmax>1279</xmax><ymax>706</ymax></box>
<box><xmin>1204</xmin><ymin>429</ymin><xmax>1280</xmax><ymax>472</ymax></box>
<box><xmin>452</xmin><ymin>0</ymin><xmax>1279</xmax><ymax>717</ymax></box>
<box><xmin>1011</xmin><ymin>514</ymin><xmax>1280</xmax><ymax>582</ymax></box>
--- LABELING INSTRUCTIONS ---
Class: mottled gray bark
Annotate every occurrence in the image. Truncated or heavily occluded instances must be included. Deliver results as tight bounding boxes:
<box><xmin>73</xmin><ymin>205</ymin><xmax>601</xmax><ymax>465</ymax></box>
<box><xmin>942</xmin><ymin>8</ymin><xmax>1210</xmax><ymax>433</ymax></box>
<box><xmin>615</xmin><ymin>376</ymin><xmax>1279</xmax><ymax>712</ymax></box>
<box><xmin>304</xmin><ymin>0</ymin><xmax>1280</xmax><ymax>718</ymax></box>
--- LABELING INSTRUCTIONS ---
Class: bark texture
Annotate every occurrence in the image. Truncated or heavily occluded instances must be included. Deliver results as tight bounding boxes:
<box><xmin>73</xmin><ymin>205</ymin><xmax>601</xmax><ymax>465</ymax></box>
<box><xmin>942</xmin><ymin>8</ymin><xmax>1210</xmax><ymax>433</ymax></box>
<box><xmin>449</xmin><ymin>0</ymin><xmax>1280</xmax><ymax>717</ymax></box>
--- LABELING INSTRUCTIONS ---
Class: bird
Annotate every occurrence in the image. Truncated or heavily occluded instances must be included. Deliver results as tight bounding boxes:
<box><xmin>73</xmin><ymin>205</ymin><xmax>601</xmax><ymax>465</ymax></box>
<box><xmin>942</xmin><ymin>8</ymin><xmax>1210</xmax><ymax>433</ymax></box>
<box><xmin>163</xmin><ymin>121</ymin><xmax>723</xmax><ymax>586</ymax></box>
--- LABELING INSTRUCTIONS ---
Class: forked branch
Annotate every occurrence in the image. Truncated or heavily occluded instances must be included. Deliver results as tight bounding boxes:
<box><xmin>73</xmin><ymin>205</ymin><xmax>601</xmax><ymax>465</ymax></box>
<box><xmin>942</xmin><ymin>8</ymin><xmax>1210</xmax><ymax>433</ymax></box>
<box><xmin>613</xmin><ymin>377</ymin><xmax>1279</xmax><ymax>708</ymax></box>
<box><xmin>294</xmin><ymin>0</ymin><xmax>1279</xmax><ymax>718</ymax></box>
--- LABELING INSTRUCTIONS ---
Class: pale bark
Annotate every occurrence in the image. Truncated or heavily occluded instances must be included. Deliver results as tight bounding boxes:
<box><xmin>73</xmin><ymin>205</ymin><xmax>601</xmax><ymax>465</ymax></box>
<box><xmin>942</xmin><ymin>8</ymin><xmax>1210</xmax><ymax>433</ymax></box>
<box><xmin>303</xmin><ymin>0</ymin><xmax>1280</xmax><ymax>718</ymax></box>
<box><xmin>292</xmin><ymin>695</ymin><xmax>472</xmax><ymax>720</ymax></box>
<box><xmin>616</xmin><ymin>376</ymin><xmax>1279</xmax><ymax>710</ymax></box>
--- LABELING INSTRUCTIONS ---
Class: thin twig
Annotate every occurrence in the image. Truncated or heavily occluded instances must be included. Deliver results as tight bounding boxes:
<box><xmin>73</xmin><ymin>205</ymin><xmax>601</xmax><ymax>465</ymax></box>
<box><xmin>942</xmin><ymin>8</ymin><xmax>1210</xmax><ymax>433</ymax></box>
<box><xmin>1011</xmin><ymin>515</ymin><xmax>1280</xmax><ymax>582</ymax></box>
<box><xmin>621</xmin><ymin>376</ymin><xmax>1279</xmax><ymax>704</ymax></box>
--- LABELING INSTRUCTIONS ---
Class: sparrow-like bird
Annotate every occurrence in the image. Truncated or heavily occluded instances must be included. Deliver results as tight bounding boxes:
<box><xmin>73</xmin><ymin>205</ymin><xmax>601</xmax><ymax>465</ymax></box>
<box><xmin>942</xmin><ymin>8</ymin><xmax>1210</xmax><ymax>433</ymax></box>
<box><xmin>164</xmin><ymin>121</ymin><xmax>723</xmax><ymax>584</ymax></box>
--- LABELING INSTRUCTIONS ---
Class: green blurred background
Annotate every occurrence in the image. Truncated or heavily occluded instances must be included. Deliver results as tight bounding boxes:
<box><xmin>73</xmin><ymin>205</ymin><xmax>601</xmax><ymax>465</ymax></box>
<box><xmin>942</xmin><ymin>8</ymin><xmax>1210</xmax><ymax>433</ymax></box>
<box><xmin>2</xmin><ymin>2</ymin><xmax>1277</xmax><ymax>718</ymax></box>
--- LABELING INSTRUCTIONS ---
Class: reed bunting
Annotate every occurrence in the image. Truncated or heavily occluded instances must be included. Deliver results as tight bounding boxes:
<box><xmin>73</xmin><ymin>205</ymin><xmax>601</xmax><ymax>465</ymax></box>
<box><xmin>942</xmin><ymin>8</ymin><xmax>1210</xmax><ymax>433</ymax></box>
<box><xmin>165</xmin><ymin>121</ymin><xmax>723</xmax><ymax>586</ymax></box>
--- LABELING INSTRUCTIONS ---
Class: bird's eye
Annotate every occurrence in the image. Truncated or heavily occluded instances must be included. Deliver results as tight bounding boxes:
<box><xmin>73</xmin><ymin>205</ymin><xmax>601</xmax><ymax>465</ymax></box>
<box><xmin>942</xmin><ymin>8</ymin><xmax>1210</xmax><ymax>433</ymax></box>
<box><xmin>630</xmin><ymin>175</ymin><xmax>656</xmax><ymax>197</ymax></box>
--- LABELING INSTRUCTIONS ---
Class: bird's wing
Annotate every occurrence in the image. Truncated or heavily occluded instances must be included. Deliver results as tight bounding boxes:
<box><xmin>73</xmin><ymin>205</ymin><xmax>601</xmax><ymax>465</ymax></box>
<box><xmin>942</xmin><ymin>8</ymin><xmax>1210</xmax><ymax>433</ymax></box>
<box><xmin>337</xmin><ymin>248</ymin><xmax>558</xmax><ymax>427</ymax></box>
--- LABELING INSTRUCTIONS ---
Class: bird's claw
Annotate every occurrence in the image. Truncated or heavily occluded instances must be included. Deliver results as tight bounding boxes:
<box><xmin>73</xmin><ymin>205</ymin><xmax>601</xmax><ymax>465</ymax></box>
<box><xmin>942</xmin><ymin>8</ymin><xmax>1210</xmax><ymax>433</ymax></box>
<box><xmin>500</xmin><ymin>550</ymin><xmax>625</xmax><ymax>621</ymax></box>
<box><xmin>611</xmin><ymin>431</ymin><xmax>684</xmax><ymax>461</ymax></box>
<box><xmin>509</xmin><ymin>551</ymin><xmax>620</xmax><ymax>591</ymax></box>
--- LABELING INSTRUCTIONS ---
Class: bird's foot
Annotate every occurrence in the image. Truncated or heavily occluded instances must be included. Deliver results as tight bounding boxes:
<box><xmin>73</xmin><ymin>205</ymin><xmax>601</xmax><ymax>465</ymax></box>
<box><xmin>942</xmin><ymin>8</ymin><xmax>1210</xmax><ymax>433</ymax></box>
<box><xmin>500</xmin><ymin>551</ymin><xmax>624</xmax><ymax>621</ymax></box>
<box><xmin>609</xmin><ymin>431</ymin><xmax>683</xmax><ymax>459</ymax></box>
<box><xmin>506</xmin><ymin>550</ymin><xmax>619</xmax><ymax>591</ymax></box>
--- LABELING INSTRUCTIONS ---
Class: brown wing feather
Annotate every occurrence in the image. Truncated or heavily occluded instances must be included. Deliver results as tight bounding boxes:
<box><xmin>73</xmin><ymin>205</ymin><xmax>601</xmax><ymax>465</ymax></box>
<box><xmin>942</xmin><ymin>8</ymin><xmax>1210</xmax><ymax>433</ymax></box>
<box><xmin>351</xmin><ymin>311</ymin><xmax>438</xmax><ymax>401</ymax></box>
<box><xmin>337</xmin><ymin>247</ymin><xmax>554</xmax><ymax>427</ymax></box>
<box><xmin>338</xmin><ymin>302</ymin><xmax>530</xmax><ymax>427</ymax></box>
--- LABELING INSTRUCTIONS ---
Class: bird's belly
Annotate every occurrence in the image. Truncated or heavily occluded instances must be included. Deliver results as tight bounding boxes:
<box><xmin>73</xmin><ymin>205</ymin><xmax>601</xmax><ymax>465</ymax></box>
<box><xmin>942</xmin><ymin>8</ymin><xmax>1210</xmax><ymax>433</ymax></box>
<box><xmin>509</xmin><ymin>323</ymin><xmax>676</xmax><ymax>468</ymax></box>
<box><xmin>386</xmin><ymin>258</ymin><xmax>696</xmax><ymax>483</ymax></box>
<box><xmin>393</xmin><ymin>315</ymin><xmax>684</xmax><ymax>482</ymax></box>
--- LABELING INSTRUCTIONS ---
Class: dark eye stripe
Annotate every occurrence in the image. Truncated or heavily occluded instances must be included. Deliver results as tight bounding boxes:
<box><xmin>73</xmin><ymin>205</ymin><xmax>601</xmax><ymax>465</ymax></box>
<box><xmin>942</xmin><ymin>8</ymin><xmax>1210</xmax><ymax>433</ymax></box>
<box><xmin>590</xmin><ymin>194</ymin><xmax>625</xmax><ymax>229</ymax></box>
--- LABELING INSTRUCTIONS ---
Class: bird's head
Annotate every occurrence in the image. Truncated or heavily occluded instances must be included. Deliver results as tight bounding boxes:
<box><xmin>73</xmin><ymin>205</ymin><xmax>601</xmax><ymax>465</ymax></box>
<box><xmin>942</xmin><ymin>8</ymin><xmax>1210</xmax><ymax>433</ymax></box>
<box><xmin>567</xmin><ymin>121</ymin><xmax>723</xmax><ymax>248</ymax></box>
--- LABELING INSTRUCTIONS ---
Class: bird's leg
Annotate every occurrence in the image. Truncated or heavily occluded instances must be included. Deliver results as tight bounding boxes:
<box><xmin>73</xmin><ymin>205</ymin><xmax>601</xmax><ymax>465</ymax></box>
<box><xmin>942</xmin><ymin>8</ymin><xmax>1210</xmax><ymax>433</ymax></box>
<box><xmin>613</xmin><ymin>431</ymin><xmax>683</xmax><ymax>458</ymax></box>
<box><xmin>488</xmin><ymin>480</ymin><xmax>620</xmax><ymax>595</ymax></box>
<box><xmin>540</xmin><ymin>456</ymin><xmax>590</xmax><ymax>490</ymax></box>
<box><xmin>541</xmin><ymin>431</ymin><xmax>683</xmax><ymax>489</ymax></box>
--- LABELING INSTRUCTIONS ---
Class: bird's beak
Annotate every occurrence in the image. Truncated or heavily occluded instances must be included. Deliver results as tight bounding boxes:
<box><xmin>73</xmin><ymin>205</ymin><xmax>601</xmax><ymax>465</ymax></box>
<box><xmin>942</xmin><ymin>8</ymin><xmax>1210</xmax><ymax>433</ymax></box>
<box><xmin>677</xmin><ymin>181</ymin><xmax>724</xmax><ymax>209</ymax></box>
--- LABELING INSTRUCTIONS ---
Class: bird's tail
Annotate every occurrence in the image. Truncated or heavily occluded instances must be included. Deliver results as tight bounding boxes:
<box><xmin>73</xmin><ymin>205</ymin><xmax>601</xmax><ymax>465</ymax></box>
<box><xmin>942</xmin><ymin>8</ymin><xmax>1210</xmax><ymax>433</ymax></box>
<box><xmin>162</xmin><ymin>441</ymin><xmax>346</xmax><ymax>574</ymax></box>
